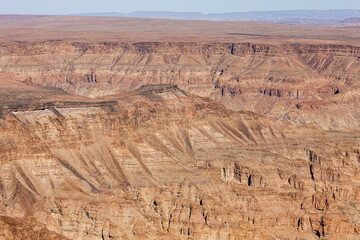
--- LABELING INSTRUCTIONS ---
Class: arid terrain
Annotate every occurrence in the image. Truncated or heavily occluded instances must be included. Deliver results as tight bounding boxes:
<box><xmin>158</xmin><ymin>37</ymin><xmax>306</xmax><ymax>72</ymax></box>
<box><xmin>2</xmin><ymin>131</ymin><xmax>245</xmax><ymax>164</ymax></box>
<box><xmin>73</xmin><ymin>10</ymin><xmax>360</xmax><ymax>26</ymax></box>
<box><xmin>0</xmin><ymin>15</ymin><xmax>360</xmax><ymax>239</ymax></box>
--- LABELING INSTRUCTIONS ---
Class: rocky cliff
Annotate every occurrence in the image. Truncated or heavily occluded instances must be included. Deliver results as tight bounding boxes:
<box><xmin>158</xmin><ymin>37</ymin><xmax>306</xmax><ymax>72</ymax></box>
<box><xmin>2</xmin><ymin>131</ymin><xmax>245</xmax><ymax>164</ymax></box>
<box><xmin>1</xmin><ymin>41</ymin><xmax>359</xmax><ymax>130</ymax></box>
<box><xmin>0</xmin><ymin>75</ymin><xmax>359</xmax><ymax>239</ymax></box>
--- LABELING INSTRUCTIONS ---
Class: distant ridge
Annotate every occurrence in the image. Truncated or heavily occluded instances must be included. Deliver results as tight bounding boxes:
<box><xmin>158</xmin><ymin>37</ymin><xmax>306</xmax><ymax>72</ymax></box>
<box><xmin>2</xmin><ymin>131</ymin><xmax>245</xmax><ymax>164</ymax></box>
<box><xmin>71</xmin><ymin>10</ymin><xmax>360</xmax><ymax>24</ymax></box>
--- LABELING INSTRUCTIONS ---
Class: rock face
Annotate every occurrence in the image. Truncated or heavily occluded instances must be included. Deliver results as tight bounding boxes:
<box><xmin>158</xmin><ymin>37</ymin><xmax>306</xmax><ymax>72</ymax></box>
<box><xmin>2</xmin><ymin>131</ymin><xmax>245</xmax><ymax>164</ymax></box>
<box><xmin>1</xmin><ymin>41</ymin><xmax>359</xmax><ymax>129</ymax></box>
<box><xmin>0</xmin><ymin>216</ymin><xmax>67</xmax><ymax>239</ymax></box>
<box><xmin>0</xmin><ymin>75</ymin><xmax>360</xmax><ymax>239</ymax></box>
<box><xmin>0</xmin><ymin>30</ymin><xmax>360</xmax><ymax>239</ymax></box>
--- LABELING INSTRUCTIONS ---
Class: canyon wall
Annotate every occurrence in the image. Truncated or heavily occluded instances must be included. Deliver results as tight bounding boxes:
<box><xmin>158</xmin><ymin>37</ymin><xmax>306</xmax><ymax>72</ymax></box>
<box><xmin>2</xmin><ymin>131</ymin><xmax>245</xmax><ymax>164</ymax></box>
<box><xmin>1</xmin><ymin>39</ymin><xmax>360</xmax><ymax>239</ymax></box>
<box><xmin>0</xmin><ymin>85</ymin><xmax>360</xmax><ymax>239</ymax></box>
<box><xmin>1</xmin><ymin>15</ymin><xmax>360</xmax><ymax>240</ymax></box>
<box><xmin>1</xmin><ymin>41</ymin><xmax>359</xmax><ymax>130</ymax></box>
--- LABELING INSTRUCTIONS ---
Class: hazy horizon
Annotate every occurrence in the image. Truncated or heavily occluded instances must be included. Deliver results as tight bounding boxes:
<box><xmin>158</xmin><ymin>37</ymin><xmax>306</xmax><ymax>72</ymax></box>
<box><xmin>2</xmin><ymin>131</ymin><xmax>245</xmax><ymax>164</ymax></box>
<box><xmin>1</xmin><ymin>0</ymin><xmax>359</xmax><ymax>15</ymax></box>
<box><xmin>2</xmin><ymin>9</ymin><xmax>360</xmax><ymax>16</ymax></box>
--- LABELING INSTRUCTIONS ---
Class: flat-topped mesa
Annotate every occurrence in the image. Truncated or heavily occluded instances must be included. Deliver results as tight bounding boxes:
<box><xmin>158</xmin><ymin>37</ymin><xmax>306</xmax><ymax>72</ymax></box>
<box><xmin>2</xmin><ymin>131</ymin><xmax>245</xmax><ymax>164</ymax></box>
<box><xmin>135</xmin><ymin>84</ymin><xmax>181</xmax><ymax>92</ymax></box>
<box><xmin>0</xmin><ymin>101</ymin><xmax>118</xmax><ymax>112</ymax></box>
<box><xmin>135</xmin><ymin>84</ymin><xmax>188</xmax><ymax>100</ymax></box>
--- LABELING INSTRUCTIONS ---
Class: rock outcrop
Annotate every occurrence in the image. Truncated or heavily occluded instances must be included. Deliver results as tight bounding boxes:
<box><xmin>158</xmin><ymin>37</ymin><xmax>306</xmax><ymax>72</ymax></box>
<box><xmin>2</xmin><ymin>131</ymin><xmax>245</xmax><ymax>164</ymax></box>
<box><xmin>0</xmin><ymin>78</ymin><xmax>359</xmax><ymax>239</ymax></box>
<box><xmin>1</xmin><ymin>41</ymin><xmax>359</xmax><ymax>129</ymax></box>
<box><xmin>0</xmin><ymin>216</ymin><xmax>67</xmax><ymax>239</ymax></box>
<box><xmin>0</xmin><ymin>18</ymin><xmax>360</xmax><ymax>238</ymax></box>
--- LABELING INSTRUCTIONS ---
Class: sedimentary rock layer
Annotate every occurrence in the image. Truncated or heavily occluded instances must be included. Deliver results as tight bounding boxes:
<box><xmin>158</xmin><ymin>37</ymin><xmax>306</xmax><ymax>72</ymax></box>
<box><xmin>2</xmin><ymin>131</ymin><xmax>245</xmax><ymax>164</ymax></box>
<box><xmin>1</xmin><ymin>41</ymin><xmax>359</xmax><ymax>129</ymax></box>
<box><xmin>0</xmin><ymin>84</ymin><xmax>359</xmax><ymax>239</ymax></box>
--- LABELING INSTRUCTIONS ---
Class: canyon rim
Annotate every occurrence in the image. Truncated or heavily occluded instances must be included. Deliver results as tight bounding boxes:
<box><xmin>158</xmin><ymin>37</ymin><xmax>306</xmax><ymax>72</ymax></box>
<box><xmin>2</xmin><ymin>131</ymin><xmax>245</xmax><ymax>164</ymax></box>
<box><xmin>0</xmin><ymin>12</ymin><xmax>360</xmax><ymax>240</ymax></box>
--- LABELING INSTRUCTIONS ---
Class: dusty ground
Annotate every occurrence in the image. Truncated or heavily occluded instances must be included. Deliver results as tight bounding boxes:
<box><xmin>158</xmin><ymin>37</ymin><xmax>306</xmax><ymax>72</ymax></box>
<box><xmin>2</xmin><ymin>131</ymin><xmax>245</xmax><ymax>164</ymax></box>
<box><xmin>1</xmin><ymin>15</ymin><xmax>360</xmax><ymax>45</ymax></box>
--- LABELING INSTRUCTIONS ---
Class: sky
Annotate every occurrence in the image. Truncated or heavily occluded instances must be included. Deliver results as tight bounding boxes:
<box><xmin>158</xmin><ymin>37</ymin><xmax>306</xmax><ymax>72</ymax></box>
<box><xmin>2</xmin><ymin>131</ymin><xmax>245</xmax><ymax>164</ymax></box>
<box><xmin>0</xmin><ymin>0</ymin><xmax>359</xmax><ymax>15</ymax></box>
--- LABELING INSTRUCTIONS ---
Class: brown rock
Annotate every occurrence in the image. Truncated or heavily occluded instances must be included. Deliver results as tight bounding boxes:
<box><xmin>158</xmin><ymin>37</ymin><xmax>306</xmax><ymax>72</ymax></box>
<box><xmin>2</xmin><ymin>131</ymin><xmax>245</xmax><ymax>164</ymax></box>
<box><xmin>0</xmin><ymin>81</ymin><xmax>359</xmax><ymax>239</ymax></box>
<box><xmin>1</xmin><ymin>42</ymin><xmax>359</xmax><ymax>130</ymax></box>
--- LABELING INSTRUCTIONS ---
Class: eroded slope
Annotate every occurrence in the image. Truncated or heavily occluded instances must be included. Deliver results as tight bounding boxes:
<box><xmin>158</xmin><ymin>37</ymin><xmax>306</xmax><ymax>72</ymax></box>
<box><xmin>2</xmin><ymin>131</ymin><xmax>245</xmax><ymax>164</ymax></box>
<box><xmin>0</xmin><ymin>81</ymin><xmax>359</xmax><ymax>239</ymax></box>
<box><xmin>1</xmin><ymin>42</ymin><xmax>359</xmax><ymax>130</ymax></box>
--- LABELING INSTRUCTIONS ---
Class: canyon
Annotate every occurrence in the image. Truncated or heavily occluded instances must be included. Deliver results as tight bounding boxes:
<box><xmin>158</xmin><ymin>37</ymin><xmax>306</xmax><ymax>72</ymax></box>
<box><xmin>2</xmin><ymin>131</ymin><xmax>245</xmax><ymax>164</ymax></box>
<box><xmin>1</xmin><ymin>41</ymin><xmax>359</xmax><ymax>130</ymax></box>
<box><xmin>0</xmin><ymin>16</ymin><xmax>360</xmax><ymax>239</ymax></box>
